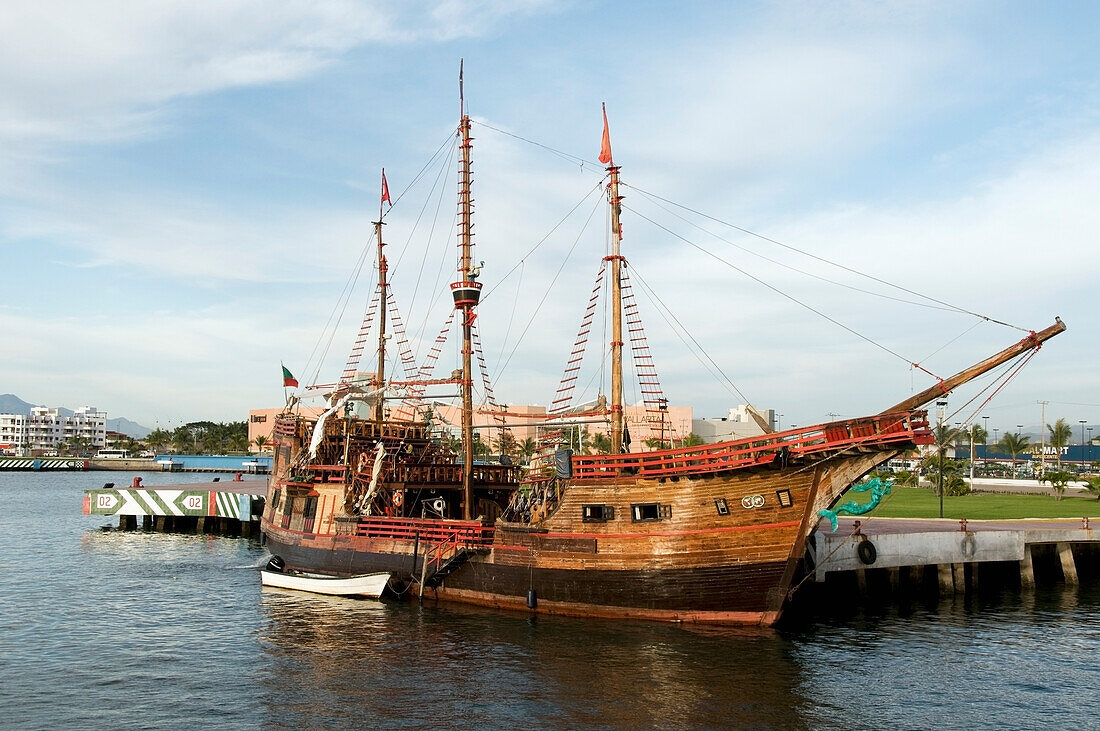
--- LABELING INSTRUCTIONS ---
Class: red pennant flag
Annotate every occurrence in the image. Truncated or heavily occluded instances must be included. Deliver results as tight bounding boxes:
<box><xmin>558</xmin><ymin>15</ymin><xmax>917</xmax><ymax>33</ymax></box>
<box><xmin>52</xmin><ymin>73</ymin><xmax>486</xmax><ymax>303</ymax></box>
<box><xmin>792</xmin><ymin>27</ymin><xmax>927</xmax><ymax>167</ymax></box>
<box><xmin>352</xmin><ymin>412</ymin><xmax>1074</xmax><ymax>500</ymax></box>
<box><xmin>598</xmin><ymin>103</ymin><xmax>613</xmax><ymax>166</ymax></box>
<box><xmin>381</xmin><ymin>169</ymin><xmax>391</xmax><ymax>207</ymax></box>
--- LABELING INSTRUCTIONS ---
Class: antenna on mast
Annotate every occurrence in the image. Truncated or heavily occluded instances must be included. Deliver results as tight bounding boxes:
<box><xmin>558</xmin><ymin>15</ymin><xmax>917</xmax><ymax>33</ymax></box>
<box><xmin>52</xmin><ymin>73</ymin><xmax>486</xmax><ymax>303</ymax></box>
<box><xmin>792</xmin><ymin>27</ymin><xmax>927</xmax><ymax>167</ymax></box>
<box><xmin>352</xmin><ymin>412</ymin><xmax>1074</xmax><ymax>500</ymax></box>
<box><xmin>459</xmin><ymin>59</ymin><xmax>465</xmax><ymax>118</ymax></box>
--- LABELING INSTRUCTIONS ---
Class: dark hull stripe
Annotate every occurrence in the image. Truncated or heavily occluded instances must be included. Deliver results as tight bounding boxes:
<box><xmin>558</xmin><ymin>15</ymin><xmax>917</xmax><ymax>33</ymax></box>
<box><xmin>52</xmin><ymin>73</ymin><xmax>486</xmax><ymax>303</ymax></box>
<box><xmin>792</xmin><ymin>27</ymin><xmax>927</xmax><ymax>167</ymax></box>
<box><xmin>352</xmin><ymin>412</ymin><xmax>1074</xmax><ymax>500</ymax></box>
<box><xmin>265</xmin><ymin>531</ymin><xmax>789</xmax><ymax>622</ymax></box>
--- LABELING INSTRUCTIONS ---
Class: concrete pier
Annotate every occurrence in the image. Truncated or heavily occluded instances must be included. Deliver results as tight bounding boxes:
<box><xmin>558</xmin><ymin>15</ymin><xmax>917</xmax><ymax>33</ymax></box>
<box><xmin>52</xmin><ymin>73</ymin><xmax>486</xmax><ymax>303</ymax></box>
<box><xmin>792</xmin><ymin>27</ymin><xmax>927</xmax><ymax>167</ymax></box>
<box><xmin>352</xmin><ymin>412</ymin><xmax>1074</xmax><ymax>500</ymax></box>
<box><xmin>812</xmin><ymin>517</ymin><xmax>1098</xmax><ymax>597</ymax></box>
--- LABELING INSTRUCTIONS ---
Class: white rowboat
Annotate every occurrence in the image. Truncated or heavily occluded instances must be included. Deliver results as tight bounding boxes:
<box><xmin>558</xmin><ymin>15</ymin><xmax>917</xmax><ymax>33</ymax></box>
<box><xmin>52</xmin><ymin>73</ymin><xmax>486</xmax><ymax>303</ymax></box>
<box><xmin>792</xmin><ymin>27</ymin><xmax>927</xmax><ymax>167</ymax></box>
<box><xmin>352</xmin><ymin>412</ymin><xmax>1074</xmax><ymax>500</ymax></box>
<box><xmin>260</xmin><ymin>569</ymin><xmax>390</xmax><ymax>598</ymax></box>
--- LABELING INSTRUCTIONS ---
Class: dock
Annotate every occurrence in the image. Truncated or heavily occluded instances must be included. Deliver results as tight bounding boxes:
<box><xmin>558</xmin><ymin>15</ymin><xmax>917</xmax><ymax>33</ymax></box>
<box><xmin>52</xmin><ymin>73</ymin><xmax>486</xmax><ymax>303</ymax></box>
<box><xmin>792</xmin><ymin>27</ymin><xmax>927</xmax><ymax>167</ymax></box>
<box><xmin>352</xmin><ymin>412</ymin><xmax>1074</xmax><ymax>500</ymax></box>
<box><xmin>809</xmin><ymin>516</ymin><xmax>1098</xmax><ymax>597</ymax></box>
<box><xmin>0</xmin><ymin>457</ymin><xmax>89</xmax><ymax>471</ymax></box>
<box><xmin>2</xmin><ymin>454</ymin><xmax>273</xmax><ymax>473</ymax></box>
<box><xmin>83</xmin><ymin>478</ymin><xmax>268</xmax><ymax>537</ymax></box>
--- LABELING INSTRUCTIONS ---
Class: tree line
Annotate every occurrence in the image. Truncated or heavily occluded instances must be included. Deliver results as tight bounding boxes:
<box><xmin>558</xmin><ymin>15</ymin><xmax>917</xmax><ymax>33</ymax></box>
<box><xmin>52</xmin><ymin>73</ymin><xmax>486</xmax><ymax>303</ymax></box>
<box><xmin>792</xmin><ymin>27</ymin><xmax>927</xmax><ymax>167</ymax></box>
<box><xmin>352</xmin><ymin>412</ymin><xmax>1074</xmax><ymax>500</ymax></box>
<box><xmin>141</xmin><ymin>421</ymin><xmax>251</xmax><ymax>455</ymax></box>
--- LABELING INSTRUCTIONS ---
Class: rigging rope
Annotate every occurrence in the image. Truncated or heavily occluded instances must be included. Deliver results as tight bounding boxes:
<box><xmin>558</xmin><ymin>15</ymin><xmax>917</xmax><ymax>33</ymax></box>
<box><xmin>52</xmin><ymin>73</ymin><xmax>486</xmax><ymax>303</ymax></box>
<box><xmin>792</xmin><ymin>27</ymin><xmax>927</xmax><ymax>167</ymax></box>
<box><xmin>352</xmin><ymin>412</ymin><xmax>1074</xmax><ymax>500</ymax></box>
<box><xmin>480</xmin><ymin>180</ymin><xmax>606</xmax><ymax>303</ymax></box>
<box><xmin>622</xmin><ymin>183</ymin><xmax>1031</xmax><ymax>333</ymax></box>
<box><xmin>627</xmin><ymin>265</ymin><xmax>755</xmax><ymax>406</ymax></box>
<box><xmin>625</xmin><ymin>205</ymin><xmax>937</xmax><ymax>376</ymax></box>
<box><xmin>300</xmin><ymin>230</ymin><xmax>376</xmax><ymax>389</ymax></box>
<box><xmin>626</xmin><ymin>192</ymin><xmax>959</xmax><ymax>313</ymax></box>
<box><xmin>493</xmin><ymin>194</ymin><xmax>605</xmax><ymax>380</ymax></box>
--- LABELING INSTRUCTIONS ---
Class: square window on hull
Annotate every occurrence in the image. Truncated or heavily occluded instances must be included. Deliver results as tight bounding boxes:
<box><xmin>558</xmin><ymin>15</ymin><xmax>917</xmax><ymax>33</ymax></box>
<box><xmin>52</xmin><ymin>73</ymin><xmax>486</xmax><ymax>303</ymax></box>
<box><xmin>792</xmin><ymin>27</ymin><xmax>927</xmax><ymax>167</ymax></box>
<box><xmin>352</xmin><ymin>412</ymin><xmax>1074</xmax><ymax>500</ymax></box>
<box><xmin>582</xmin><ymin>504</ymin><xmax>615</xmax><ymax>522</ymax></box>
<box><xmin>631</xmin><ymin>503</ymin><xmax>667</xmax><ymax>522</ymax></box>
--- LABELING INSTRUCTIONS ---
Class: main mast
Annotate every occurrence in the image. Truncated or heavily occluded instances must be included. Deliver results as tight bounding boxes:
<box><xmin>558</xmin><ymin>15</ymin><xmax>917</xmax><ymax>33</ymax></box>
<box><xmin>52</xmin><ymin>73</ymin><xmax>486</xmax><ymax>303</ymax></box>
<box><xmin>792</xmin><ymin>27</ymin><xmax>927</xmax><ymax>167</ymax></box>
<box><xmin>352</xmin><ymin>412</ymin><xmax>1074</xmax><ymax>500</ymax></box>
<box><xmin>602</xmin><ymin>105</ymin><xmax>626</xmax><ymax>455</ymax></box>
<box><xmin>374</xmin><ymin>186</ymin><xmax>387</xmax><ymax>426</ymax></box>
<box><xmin>451</xmin><ymin>63</ymin><xmax>482</xmax><ymax>520</ymax></box>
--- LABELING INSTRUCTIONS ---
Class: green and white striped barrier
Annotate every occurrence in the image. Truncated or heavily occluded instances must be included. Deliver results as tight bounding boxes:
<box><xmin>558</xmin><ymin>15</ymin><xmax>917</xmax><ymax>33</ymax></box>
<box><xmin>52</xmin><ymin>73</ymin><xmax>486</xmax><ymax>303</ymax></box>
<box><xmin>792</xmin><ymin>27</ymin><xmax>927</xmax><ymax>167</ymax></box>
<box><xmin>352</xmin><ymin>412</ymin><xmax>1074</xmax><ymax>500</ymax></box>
<box><xmin>83</xmin><ymin>489</ymin><xmax>254</xmax><ymax>519</ymax></box>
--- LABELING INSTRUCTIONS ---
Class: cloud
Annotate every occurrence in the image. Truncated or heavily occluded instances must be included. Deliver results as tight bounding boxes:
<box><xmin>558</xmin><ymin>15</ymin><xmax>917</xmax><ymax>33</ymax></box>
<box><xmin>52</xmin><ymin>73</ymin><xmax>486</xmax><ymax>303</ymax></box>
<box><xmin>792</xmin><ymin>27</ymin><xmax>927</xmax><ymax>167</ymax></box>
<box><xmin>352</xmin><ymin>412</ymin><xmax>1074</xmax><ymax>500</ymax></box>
<box><xmin>0</xmin><ymin>0</ymin><xmax>554</xmax><ymax>147</ymax></box>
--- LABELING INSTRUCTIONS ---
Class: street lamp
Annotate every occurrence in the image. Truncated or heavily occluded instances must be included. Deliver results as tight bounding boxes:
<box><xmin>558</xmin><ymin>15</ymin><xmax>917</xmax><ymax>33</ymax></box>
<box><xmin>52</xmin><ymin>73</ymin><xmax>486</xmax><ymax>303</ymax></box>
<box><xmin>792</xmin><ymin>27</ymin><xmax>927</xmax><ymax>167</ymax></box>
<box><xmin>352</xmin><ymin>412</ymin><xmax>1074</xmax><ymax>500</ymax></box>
<box><xmin>981</xmin><ymin>416</ymin><xmax>989</xmax><ymax>465</ymax></box>
<box><xmin>1081</xmin><ymin>420</ymin><xmax>1088</xmax><ymax>471</ymax></box>
<box><xmin>937</xmin><ymin>401</ymin><xmax>948</xmax><ymax>518</ymax></box>
<box><xmin>1015</xmin><ymin>424</ymin><xmax>1024</xmax><ymax>478</ymax></box>
<box><xmin>969</xmin><ymin>424</ymin><xmax>976</xmax><ymax>484</ymax></box>
<box><xmin>1089</xmin><ymin>427</ymin><xmax>1094</xmax><ymax>465</ymax></box>
<box><xmin>658</xmin><ymin>398</ymin><xmax>669</xmax><ymax>449</ymax></box>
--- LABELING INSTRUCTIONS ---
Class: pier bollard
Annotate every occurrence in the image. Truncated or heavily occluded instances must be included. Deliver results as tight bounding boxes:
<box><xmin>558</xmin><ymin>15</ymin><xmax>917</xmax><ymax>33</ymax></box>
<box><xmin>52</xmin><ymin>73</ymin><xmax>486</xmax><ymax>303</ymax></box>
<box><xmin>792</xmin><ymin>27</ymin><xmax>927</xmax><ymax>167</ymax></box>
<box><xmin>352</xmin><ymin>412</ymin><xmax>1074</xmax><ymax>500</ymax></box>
<box><xmin>959</xmin><ymin>518</ymin><xmax>968</xmax><ymax>532</ymax></box>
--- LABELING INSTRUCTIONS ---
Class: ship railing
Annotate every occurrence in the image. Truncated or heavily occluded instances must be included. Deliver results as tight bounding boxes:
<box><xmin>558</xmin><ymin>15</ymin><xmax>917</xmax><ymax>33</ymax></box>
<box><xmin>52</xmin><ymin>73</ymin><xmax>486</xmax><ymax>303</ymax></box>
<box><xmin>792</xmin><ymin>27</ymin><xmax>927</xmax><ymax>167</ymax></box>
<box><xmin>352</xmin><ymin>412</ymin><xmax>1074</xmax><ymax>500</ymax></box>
<box><xmin>355</xmin><ymin>516</ymin><xmax>494</xmax><ymax>546</ymax></box>
<box><xmin>425</xmin><ymin>531</ymin><xmax>461</xmax><ymax>578</ymax></box>
<box><xmin>571</xmin><ymin>410</ymin><xmax>933</xmax><ymax>480</ymax></box>
<box><xmin>389</xmin><ymin>463</ymin><xmax>520</xmax><ymax>485</ymax></box>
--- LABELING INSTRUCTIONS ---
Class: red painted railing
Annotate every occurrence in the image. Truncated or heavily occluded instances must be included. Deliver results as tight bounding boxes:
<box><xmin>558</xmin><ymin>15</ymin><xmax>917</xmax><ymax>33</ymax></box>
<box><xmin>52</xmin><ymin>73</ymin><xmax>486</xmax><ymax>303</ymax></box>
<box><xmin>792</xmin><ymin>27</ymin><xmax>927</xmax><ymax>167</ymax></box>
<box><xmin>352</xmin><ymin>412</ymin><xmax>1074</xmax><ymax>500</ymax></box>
<box><xmin>425</xmin><ymin>531</ymin><xmax>462</xmax><ymax>577</ymax></box>
<box><xmin>355</xmin><ymin>516</ymin><xmax>493</xmax><ymax>545</ymax></box>
<box><xmin>571</xmin><ymin>410</ymin><xmax>932</xmax><ymax>480</ymax></box>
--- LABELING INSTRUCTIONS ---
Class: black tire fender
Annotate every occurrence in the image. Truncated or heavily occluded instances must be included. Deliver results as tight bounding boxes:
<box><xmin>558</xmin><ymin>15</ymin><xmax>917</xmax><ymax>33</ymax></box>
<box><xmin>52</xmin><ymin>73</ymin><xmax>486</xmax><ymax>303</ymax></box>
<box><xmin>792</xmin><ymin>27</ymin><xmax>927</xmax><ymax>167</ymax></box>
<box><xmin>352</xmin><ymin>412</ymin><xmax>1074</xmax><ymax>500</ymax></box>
<box><xmin>857</xmin><ymin>539</ymin><xmax>877</xmax><ymax>565</ymax></box>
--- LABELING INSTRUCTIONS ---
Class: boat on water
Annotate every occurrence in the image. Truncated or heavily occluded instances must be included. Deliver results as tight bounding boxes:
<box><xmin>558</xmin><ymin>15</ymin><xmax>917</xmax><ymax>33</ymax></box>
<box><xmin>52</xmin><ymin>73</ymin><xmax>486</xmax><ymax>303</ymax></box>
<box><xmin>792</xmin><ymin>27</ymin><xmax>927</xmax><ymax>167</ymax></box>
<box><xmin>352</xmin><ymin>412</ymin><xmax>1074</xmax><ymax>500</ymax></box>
<box><xmin>260</xmin><ymin>560</ymin><xmax>390</xmax><ymax>599</ymax></box>
<box><xmin>261</xmin><ymin>72</ymin><xmax>1065</xmax><ymax>626</ymax></box>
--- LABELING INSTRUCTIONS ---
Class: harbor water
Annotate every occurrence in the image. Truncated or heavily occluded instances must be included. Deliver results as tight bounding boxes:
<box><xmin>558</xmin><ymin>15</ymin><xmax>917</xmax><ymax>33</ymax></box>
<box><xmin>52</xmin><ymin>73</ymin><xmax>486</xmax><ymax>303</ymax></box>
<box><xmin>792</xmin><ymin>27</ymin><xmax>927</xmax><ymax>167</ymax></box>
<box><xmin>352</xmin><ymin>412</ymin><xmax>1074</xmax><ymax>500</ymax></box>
<box><xmin>2</xmin><ymin>471</ymin><xmax>1098</xmax><ymax>729</ymax></box>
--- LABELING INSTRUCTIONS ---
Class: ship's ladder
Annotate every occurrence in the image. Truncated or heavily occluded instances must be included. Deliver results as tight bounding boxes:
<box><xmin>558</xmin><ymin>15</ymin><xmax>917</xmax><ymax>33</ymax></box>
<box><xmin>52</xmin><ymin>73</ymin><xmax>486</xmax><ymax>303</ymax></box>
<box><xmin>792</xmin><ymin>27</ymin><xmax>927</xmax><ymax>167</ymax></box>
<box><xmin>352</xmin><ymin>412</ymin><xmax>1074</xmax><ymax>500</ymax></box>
<box><xmin>621</xmin><ymin>267</ymin><xmax>670</xmax><ymax>427</ymax></box>
<box><xmin>392</xmin><ymin>310</ymin><xmax>456</xmax><ymax>420</ymax></box>
<box><xmin>549</xmin><ymin>261</ymin><xmax>607</xmax><ymax>414</ymax></box>
<box><xmin>340</xmin><ymin>290</ymin><xmax>381</xmax><ymax>384</ymax></box>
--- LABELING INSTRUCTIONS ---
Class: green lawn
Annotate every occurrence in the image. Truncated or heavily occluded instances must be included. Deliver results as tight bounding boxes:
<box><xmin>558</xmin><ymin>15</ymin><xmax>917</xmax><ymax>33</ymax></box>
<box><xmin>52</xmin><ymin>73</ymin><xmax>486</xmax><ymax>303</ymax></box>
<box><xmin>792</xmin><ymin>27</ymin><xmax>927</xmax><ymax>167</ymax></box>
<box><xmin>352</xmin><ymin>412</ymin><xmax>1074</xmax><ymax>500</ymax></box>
<box><xmin>861</xmin><ymin>486</ymin><xmax>1100</xmax><ymax>520</ymax></box>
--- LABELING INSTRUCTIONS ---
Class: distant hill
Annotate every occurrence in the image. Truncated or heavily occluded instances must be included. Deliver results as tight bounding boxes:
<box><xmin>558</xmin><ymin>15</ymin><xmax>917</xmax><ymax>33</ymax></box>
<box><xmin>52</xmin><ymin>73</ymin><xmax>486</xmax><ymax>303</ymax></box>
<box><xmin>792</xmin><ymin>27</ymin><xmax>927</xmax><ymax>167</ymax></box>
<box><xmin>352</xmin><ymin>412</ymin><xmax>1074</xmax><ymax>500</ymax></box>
<box><xmin>0</xmin><ymin>394</ymin><xmax>33</xmax><ymax>415</ymax></box>
<box><xmin>107</xmin><ymin>417</ymin><xmax>152</xmax><ymax>439</ymax></box>
<box><xmin>0</xmin><ymin>393</ymin><xmax>150</xmax><ymax>437</ymax></box>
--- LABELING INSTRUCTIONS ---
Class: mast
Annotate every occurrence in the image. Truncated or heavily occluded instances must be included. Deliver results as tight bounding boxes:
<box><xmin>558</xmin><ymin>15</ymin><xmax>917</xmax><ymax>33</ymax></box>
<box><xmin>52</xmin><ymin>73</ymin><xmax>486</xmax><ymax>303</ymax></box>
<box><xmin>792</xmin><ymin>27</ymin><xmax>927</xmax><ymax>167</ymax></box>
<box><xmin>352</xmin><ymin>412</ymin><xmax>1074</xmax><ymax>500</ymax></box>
<box><xmin>451</xmin><ymin>61</ymin><xmax>482</xmax><ymax>520</ymax></box>
<box><xmin>373</xmin><ymin>212</ymin><xmax>387</xmax><ymax>426</ymax></box>
<box><xmin>608</xmin><ymin>164</ymin><xmax>625</xmax><ymax>454</ymax></box>
<box><xmin>602</xmin><ymin>104</ymin><xmax>626</xmax><ymax>455</ymax></box>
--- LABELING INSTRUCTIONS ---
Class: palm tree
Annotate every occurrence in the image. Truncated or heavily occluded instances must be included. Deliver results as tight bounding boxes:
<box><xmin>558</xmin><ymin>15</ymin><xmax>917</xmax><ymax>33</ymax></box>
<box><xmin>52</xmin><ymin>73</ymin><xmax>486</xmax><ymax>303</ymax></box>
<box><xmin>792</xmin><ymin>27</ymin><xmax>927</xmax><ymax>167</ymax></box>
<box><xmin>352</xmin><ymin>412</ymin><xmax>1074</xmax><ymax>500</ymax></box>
<box><xmin>1042</xmin><ymin>468</ymin><xmax>1074</xmax><ymax>500</ymax></box>
<box><xmin>144</xmin><ymin>428</ymin><xmax>171</xmax><ymax>453</ymax></box>
<box><xmin>1048</xmin><ymin>418</ymin><xmax>1073</xmax><ymax>466</ymax></box>
<box><xmin>923</xmin><ymin>456</ymin><xmax>969</xmax><ymax>496</ymax></box>
<box><xmin>472</xmin><ymin>434</ymin><xmax>491</xmax><ymax>458</ymax></box>
<box><xmin>589</xmin><ymin>432</ymin><xmax>612</xmax><ymax>454</ymax></box>
<box><xmin>998</xmin><ymin>432</ymin><xmax>1030</xmax><ymax>476</ymax></box>
<box><xmin>679</xmin><ymin>432</ymin><xmax>706</xmax><ymax>448</ymax></box>
<box><xmin>171</xmin><ymin>426</ymin><xmax>193</xmax><ymax>454</ymax></box>
<box><xmin>252</xmin><ymin>435</ymin><xmax>269</xmax><ymax>453</ymax></box>
<box><xmin>561</xmin><ymin>426</ymin><xmax>592</xmax><ymax>454</ymax></box>
<box><xmin>493</xmin><ymin>429</ymin><xmax>518</xmax><ymax>459</ymax></box>
<box><xmin>1082</xmin><ymin>475</ymin><xmax>1100</xmax><ymax>501</ymax></box>
<box><xmin>517</xmin><ymin>438</ymin><xmax>536</xmax><ymax>465</ymax></box>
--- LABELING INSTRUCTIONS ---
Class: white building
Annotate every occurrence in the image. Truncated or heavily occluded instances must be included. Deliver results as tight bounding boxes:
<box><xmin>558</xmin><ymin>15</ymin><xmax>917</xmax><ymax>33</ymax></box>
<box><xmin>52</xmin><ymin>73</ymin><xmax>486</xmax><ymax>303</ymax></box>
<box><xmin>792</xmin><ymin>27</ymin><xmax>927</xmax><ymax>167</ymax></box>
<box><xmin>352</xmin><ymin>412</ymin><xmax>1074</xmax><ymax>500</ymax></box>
<box><xmin>692</xmin><ymin>405</ymin><xmax>777</xmax><ymax>443</ymax></box>
<box><xmin>0</xmin><ymin>406</ymin><xmax>109</xmax><ymax>456</ymax></box>
<box><xmin>0</xmin><ymin>414</ymin><xmax>28</xmax><ymax>455</ymax></box>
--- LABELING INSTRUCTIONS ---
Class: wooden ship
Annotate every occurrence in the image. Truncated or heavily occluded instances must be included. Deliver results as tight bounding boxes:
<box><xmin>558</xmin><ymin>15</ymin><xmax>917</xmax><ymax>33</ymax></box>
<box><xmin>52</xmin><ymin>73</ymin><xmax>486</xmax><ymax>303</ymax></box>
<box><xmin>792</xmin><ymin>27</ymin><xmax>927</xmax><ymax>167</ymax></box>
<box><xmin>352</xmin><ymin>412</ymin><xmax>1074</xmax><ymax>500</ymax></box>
<box><xmin>261</xmin><ymin>78</ymin><xmax>1065</xmax><ymax>625</ymax></box>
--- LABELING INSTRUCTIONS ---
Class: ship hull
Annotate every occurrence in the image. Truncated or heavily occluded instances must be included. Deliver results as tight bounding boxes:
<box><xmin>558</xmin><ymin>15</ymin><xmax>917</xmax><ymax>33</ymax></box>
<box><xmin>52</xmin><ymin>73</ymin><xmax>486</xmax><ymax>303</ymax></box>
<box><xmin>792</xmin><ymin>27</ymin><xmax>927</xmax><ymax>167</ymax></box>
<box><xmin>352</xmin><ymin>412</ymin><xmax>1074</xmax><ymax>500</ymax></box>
<box><xmin>263</xmin><ymin>523</ymin><xmax>786</xmax><ymax>624</ymax></box>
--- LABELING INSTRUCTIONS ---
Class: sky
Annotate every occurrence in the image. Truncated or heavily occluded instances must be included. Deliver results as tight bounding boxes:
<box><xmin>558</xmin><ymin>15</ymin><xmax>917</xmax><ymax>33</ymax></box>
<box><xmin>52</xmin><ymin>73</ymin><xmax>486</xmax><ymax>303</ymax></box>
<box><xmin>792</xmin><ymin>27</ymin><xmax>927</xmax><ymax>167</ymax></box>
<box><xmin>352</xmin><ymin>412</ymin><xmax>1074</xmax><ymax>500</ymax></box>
<box><xmin>1</xmin><ymin>0</ymin><xmax>1098</xmax><ymax>438</ymax></box>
